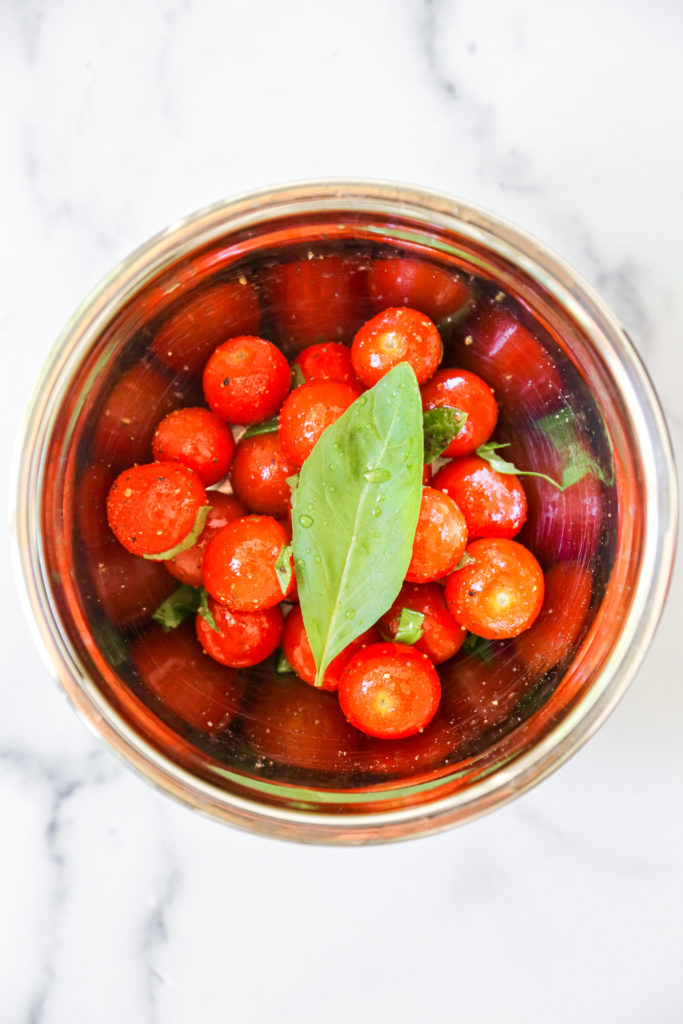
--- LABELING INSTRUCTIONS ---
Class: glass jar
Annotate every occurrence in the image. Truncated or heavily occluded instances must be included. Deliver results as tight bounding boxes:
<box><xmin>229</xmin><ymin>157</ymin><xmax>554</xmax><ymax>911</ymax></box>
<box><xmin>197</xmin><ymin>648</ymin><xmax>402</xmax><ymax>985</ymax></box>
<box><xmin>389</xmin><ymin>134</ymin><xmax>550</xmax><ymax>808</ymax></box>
<box><xmin>13</xmin><ymin>181</ymin><xmax>677</xmax><ymax>843</ymax></box>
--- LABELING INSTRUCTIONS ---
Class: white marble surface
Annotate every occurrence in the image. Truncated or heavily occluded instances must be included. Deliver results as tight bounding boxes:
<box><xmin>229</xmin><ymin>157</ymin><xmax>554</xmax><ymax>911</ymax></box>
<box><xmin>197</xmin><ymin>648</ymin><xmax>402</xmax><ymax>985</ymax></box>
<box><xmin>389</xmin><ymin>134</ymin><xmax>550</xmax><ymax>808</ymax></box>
<box><xmin>2</xmin><ymin>1</ymin><xmax>682</xmax><ymax>1021</ymax></box>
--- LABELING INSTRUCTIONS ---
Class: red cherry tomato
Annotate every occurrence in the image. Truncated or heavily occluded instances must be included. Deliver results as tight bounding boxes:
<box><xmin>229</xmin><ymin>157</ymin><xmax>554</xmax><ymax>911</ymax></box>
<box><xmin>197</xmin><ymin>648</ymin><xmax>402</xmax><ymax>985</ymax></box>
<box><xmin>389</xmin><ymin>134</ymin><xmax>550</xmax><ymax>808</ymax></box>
<box><xmin>152</xmin><ymin>406</ymin><xmax>235</xmax><ymax>486</ymax></box>
<box><xmin>92</xmin><ymin>362</ymin><xmax>181</xmax><ymax>468</ymax></box>
<box><xmin>406</xmin><ymin>487</ymin><xmax>468</xmax><ymax>583</ymax></box>
<box><xmin>241</xmin><ymin>676</ymin><xmax>362</xmax><ymax>772</ymax></box>
<box><xmin>164</xmin><ymin>491</ymin><xmax>246</xmax><ymax>587</ymax></box>
<box><xmin>445</xmin><ymin>538</ymin><xmax>544</xmax><ymax>639</ymax></box>
<box><xmin>150</xmin><ymin>280</ymin><xmax>261</xmax><ymax>377</ymax></box>
<box><xmin>278</xmin><ymin>379</ymin><xmax>359</xmax><ymax>467</ymax></box>
<box><xmin>202</xmin><ymin>515</ymin><xmax>293</xmax><ymax>610</ymax></box>
<box><xmin>130</xmin><ymin>624</ymin><xmax>247</xmax><ymax>733</ymax></box>
<box><xmin>293</xmin><ymin>342</ymin><xmax>362</xmax><ymax>388</ymax></box>
<box><xmin>338</xmin><ymin>642</ymin><xmax>441</xmax><ymax>739</ymax></box>
<box><xmin>514</xmin><ymin>562</ymin><xmax>593</xmax><ymax>674</ymax></box>
<box><xmin>230</xmin><ymin>432</ymin><xmax>298</xmax><ymax>518</ymax></box>
<box><xmin>262</xmin><ymin>255</ymin><xmax>367</xmax><ymax>355</ymax></box>
<box><xmin>351</xmin><ymin>306</ymin><xmax>443</xmax><ymax>387</ymax></box>
<box><xmin>456</xmin><ymin>301</ymin><xmax>563</xmax><ymax>418</ymax></box>
<box><xmin>281</xmin><ymin>604</ymin><xmax>379</xmax><ymax>691</ymax></box>
<box><xmin>367</xmin><ymin>257</ymin><xmax>471</xmax><ymax>322</ymax></box>
<box><xmin>421</xmin><ymin>369</ymin><xmax>498</xmax><ymax>458</ymax></box>
<box><xmin>106</xmin><ymin>462</ymin><xmax>207</xmax><ymax>557</ymax></box>
<box><xmin>432</xmin><ymin>456</ymin><xmax>527</xmax><ymax>540</ymax></box>
<box><xmin>378</xmin><ymin>582</ymin><xmax>467</xmax><ymax>664</ymax></box>
<box><xmin>203</xmin><ymin>336</ymin><xmax>291</xmax><ymax>425</ymax></box>
<box><xmin>196</xmin><ymin>596</ymin><xmax>283</xmax><ymax>668</ymax></box>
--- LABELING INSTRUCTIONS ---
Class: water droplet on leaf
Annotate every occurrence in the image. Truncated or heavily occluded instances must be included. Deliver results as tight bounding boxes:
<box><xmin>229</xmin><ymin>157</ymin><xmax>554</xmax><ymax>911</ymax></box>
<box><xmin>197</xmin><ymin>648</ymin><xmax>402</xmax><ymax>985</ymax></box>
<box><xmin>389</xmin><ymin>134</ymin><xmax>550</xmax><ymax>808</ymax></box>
<box><xmin>299</xmin><ymin>514</ymin><xmax>313</xmax><ymax>528</ymax></box>
<box><xmin>363</xmin><ymin>467</ymin><xmax>391</xmax><ymax>483</ymax></box>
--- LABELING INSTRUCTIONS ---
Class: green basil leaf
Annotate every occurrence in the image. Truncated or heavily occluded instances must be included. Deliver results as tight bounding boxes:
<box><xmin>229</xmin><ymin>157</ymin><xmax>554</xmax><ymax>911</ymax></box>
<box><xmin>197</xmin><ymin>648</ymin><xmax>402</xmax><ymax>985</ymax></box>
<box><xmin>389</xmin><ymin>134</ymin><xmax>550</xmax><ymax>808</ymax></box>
<box><xmin>275</xmin><ymin>544</ymin><xmax>293</xmax><ymax>596</ymax></box>
<box><xmin>476</xmin><ymin>442</ymin><xmax>565</xmax><ymax>490</ymax></box>
<box><xmin>199</xmin><ymin>589</ymin><xmax>222</xmax><ymax>634</ymax></box>
<box><xmin>242</xmin><ymin>417</ymin><xmax>279</xmax><ymax>439</ymax></box>
<box><xmin>143</xmin><ymin>504</ymin><xmax>212</xmax><ymax>561</ymax></box>
<box><xmin>394</xmin><ymin>607</ymin><xmax>425</xmax><ymax>645</ymax></box>
<box><xmin>286</xmin><ymin>474</ymin><xmax>299</xmax><ymax>501</ymax></box>
<box><xmin>536</xmin><ymin>408</ymin><xmax>614</xmax><ymax>488</ymax></box>
<box><xmin>293</xmin><ymin>362</ymin><xmax>423</xmax><ymax>686</ymax></box>
<box><xmin>453</xmin><ymin>551</ymin><xmax>474</xmax><ymax>571</ymax></box>
<box><xmin>462</xmin><ymin>633</ymin><xmax>494</xmax><ymax>664</ymax></box>
<box><xmin>276</xmin><ymin>650</ymin><xmax>295</xmax><ymax>675</ymax></box>
<box><xmin>291</xmin><ymin>363</ymin><xmax>306</xmax><ymax>388</ymax></box>
<box><xmin>153</xmin><ymin>584</ymin><xmax>202</xmax><ymax>631</ymax></box>
<box><xmin>423</xmin><ymin>406</ymin><xmax>468</xmax><ymax>463</ymax></box>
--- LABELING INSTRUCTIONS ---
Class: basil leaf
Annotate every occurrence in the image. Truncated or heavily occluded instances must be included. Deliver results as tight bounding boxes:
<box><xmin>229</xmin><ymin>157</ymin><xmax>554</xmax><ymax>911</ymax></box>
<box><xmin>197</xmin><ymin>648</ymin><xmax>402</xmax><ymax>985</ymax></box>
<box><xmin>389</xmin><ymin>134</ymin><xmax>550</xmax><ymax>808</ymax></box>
<box><xmin>286</xmin><ymin>474</ymin><xmax>299</xmax><ymax>501</ymax></box>
<box><xmin>275</xmin><ymin>544</ymin><xmax>293</xmax><ymax>596</ymax></box>
<box><xmin>293</xmin><ymin>363</ymin><xmax>423</xmax><ymax>686</ymax></box>
<box><xmin>536</xmin><ymin>408</ymin><xmax>614</xmax><ymax>488</ymax></box>
<box><xmin>276</xmin><ymin>650</ymin><xmax>295</xmax><ymax>675</ymax></box>
<box><xmin>143</xmin><ymin>504</ymin><xmax>212</xmax><ymax>560</ymax></box>
<box><xmin>153</xmin><ymin>584</ymin><xmax>202</xmax><ymax>631</ymax></box>
<box><xmin>199</xmin><ymin>589</ymin><xmax>221</xmax><ymax>634</ymax></box>
<box><xmin>242</xmin><ymin>417</ymin><xmax>279</xmax><ymax>439</ymax></box>
<box><xmin>394</xmin><ymin>607</ymin><xmax>424</xmax><ymax>645</ymax></box>
<box><xmin>463</xmin><ymin>633</ymin><xmax>494</xmax><ymax>664</ymax></box>
<box><xmin>291</xmin><ymin>363</ymin><xmax>306</xmax><ymax>388</ymax></box>
<box><xmin>423</xmin><ymin>406</ymin><xmax>468</xmax><ymax>463</ymax></box>
<box><xmin>476</xmin><ymin>442</ymin><xmax>565</xmax><ymax>490</ymax></box>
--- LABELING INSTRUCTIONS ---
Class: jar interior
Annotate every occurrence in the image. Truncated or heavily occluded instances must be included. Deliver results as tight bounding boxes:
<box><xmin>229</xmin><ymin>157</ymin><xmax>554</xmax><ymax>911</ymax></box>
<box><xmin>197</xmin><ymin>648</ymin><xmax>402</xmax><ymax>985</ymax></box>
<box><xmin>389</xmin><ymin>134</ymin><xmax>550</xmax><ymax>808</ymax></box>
<box><xmin>39</xmin><ymin>202</ymin><xmax>640</xmax><ymax>817</ymax></box>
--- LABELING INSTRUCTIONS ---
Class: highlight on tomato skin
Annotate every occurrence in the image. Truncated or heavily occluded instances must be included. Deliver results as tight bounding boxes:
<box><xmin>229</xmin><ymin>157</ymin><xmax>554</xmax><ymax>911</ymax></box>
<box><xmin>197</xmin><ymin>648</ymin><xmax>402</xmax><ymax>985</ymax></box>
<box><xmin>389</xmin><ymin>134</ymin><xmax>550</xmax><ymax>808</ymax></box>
<box><xmin>241</xmin><ymin>675</ymin><xmax>362</xmax><ymax>772</ymax></box>
<box><xmin>281</xmin><ymin>604</ymin><xmax>379</xmax><ymax>691</ymax></box>
<box><xmin>432</xmin><ymin>455</ymin><xmax>527</xmax><ymax>541</ymax></box>
<box><xmin>202</xmin><ymin>336</ymin><xmax>291</xmax><ymax>425</ymax></box>
<box><xmin>420</xmin><ymin>368</ymin><xmax>499</xmax><ymax>458</ymax></box>
<box><xmin>351</xmin><ymin>306</ymin><xmax>443</xmax><ymax>387</ymax></box>
<box><xmin>261</xmin><ymin>254</ymin><xmax>368</xmax><ymax>355</ymax></box>
<box><xmin>152</xmin><ymin>406</ymin><xmax>235</xmax><ymax>486</ymax></box>
<box><xmin>514</xmin><ymin>562</ymin><xmax>593</xmax><ymax>675</ymax></box>
<box><xmin>366</xmin><ymin>258</ymin><xmax>472</xmax><ymax>323</ymax></box>
<box><xmin>445</xmin><ymin>537</ymin><xmax>545</xmax><ymax>640</ymax></box>
<box><xmin>202</xmin><ymin>515</ymin><xmax>294</xmax><ymax>611</ymax></box>
<box><xmin>150</xmin><ymin>279</ymin><xmax>262</xmax><ymax>378</ymax></box>
<box><xmin>164</xmin><ymin>492</ymin><xmax>246</xmax><ymax>588</ymax></box>
<box><xmin>230</xmin><ymin>432</ymin><xmax>298</xmax><ymax>518</ymax></box>
<box><xmin>130</xmin><ymin>623</ymin><xmax>248</xmax><ymax>734</ymax></box>
<box><xmin>338</xmin><ymin>642</ymin><xmax>441</xmax><ymax>740</ymax></box>
<box><xmin>278</xmin><ymin>379</ymin><xmax>360</xmax><ymax>468</ymax></box>
<box><xmin>92</xmin><ymin>362</ymin><xmax>182</xmax><ymax>468</ymax></box>
<box><xmin>106</xmin><ymin>461</ymin><xmax>208</xmax><ymax>558</ymax></box>
<box><xmin>405</xmin><ymin>486</ymin><xmax>468</xmax><ymax>583</ymax></box>
<box><xmin>378</xmin><ymin>582</ymin><xmax>467</xmax><ymax>665</ymax></box>
<box><xmin>196</xmin><ymin>597</ymin><xmax>283</xmax><ymax>669</ymax></box>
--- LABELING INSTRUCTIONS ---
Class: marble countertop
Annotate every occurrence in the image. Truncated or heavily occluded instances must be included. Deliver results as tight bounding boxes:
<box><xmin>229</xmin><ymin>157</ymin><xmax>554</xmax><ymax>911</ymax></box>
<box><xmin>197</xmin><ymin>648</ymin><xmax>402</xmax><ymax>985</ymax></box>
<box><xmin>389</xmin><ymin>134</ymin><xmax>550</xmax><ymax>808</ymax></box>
<box><xmin>2</xmin><ymin>1</ymin><xmax>682</xmax><ymax>1021</ymax></box>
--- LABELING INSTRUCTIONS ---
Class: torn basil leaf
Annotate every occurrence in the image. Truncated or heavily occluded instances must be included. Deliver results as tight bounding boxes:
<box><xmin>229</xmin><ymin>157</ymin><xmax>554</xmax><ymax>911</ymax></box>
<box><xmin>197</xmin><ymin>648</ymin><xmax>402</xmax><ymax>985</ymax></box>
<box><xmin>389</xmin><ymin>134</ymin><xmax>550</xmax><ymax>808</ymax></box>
<box><xmin>153</xmin><ymin>584</ymin><xmax>202</xmax><ymax>631</ymax></box>
<box><xmin>423</xmin><ymin>406</ymin><xmax>468</xmax><ymax>463</ymax></box>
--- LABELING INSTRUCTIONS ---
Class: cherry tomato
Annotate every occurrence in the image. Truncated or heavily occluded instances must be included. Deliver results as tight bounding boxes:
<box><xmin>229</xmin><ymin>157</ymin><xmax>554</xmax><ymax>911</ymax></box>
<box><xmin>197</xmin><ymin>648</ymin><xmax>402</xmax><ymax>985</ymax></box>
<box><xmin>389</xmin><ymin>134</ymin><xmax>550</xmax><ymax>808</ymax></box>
<box><xmin>367</xmin><ymin>257</ymin><xmax>471</xmax><ymax>322</ymax></box>
<box><xmin>351</xmin><ymin>306</ymin><xmax>443</xmax><ymax>387</ymax></box>
<box><xmin>241</xmin><ymin>676</ymin><xmax>362</xmax><ymax>772</ymax></box>
<box><xmin>203</xmin><ymin>336</ymin><xmax>291</xmax><ymax>425</ymax></box>
<box><xmin>293</xmin><ymin>342</ymin><xmax>362</xmax><ymax>388</ymax></box>
<box><xmin>278</xmin><ymin>379</ymin><xmax>359</xmax><ymax>467</ymax></box>
<box><xmin>281</xmin><ymin>605</ymin><xmax>379</xmax><ymax>691</ymax></box>
<box><xmin>422</xmin><ymin>464</ymin><xmax>432</xmax><ymax>486</ymax></box>
<box><xmin>150</xmin><ymin>280</ymin><xmax>261</xmax><ymax>377</ymax></box>
<box><xmin>262</xmin><ymin>254</ymin><xmax>367</xmax><ymax>355</ymax></box>
<box><xmin>92</xmin><ymin>362</ymin><xmax>181</xmax><ymax>467</ymax></box>
<box><xmin>406</xmin><ymin>487</ymin><xmax>468</xmax><ymax>583</ymax></box>
<box><xmin>455</xmin><ymin>301</ymin><xmax>563</xmax><ymax>418</ymax></box>
<box><xmin>445</xmin><ymin>538</ymin><xmax>544</xmax><ymax>639</ymax></box>
<box><xmin>338</xmin><ymin>642</ymin><xmax>441</xmax><ymax>739</ymax></box>
<box><xmin>514</xmin><ymin>563</ymin><xmax>593</xmax><ymax>674</ymax></box>
<box><xmin>378</xmin><ymin>582</ymin><xmax>467</xmax><ymax>664</ymax></box>
<box><xmin>202</xmin><ymin>515</ymin><xmax>294</xmax><ymax>610</ymax></box>
<box><xmin>164</xmin><ymin>492</ymin><xmax>246</xmax><ymax>587</ymax></box>
<box><xmin>432</xmin><ymin>456</ymin><xmax>527</xmax><ymax>540</ymax></box>
<box><xmin>130</xmin><ymin>624</ymin><xmax>247</xmax><ymax>733</ymax></box>
<box><xmin>196</xmin><ymin>596</ymin><xmax>283</xmax><ymax>668</ymax></box>
<box><xmin>230</xmin><ymin>432</ymin><xmax>298</xmax><ymax>518</ymax></box>
<box><xmin>421</xmin><ymin>368</ymin><xmax>498</xmax><ymax>457</ymax></box>
<box><xmin>107</xmin><ymin>462</ymin><xmax>207</xmax><ymax>557</ymax></box>
<box><xmin>152</xmin><ymin>406</ymin><xmax>235</xmax><ymax>486</ymax></box>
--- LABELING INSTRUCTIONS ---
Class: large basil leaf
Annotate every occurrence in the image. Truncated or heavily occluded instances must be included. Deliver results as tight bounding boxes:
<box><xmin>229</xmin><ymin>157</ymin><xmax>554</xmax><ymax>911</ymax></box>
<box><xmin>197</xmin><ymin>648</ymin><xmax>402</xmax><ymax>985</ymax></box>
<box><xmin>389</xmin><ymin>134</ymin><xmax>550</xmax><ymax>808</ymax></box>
<box><xmin>292</xmin><ymin>363</ymin><xmax>423</xmax><ymax>686</ymax></box>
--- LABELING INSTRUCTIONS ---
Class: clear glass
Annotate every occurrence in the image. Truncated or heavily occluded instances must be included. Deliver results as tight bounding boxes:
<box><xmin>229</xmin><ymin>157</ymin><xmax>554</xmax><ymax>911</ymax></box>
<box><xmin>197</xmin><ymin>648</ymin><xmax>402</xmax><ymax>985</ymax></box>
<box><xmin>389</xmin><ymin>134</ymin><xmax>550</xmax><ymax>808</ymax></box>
<box><xmin>13</xmin><ymin>181</ymin><xmax>677</xmax><ymax>843</ymax></box>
